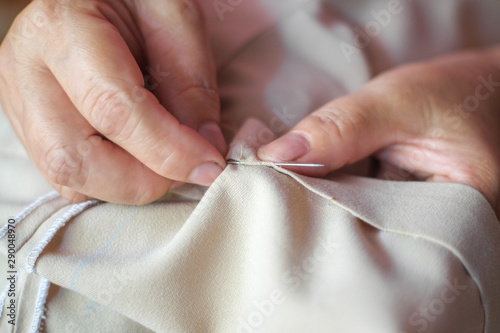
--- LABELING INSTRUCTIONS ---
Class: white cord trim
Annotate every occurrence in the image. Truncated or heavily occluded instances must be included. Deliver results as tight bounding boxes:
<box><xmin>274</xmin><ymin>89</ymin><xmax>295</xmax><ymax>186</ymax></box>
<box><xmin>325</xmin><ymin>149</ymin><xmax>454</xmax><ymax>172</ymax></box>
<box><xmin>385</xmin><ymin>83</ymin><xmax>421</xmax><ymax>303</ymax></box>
<box><xmin>0</xmin><ymin>283</ymin><xmax>7</xmax><ymax>318</ymax></box>
<box><xmin>29</xmin><ymin>277</ymin><xmax>50</xmax><ymax>333</ymax></box>
<box><xmin>0</xmin><ymin>191</ymin><xmax>60</xmax><ymax>240</ymax></box>
<box><xmin>25</xmin><ymin>200</ymin><xmax>99</xmax><ymax>275</ymax></box>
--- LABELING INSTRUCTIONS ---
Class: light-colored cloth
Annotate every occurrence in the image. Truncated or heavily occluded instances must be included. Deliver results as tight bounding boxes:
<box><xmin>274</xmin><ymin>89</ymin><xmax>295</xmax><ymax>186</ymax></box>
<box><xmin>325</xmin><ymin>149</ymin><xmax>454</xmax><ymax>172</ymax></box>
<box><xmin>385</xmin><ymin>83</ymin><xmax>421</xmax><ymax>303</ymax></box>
<box><xmin>1</xmin><ymin>119</ymin><xmax>500</xmax><ymax>333</ymax></box>
<box><xmin>1</xmin><ymin>1</ymin><xmax>500</xmax><ymax>332</ymax></box>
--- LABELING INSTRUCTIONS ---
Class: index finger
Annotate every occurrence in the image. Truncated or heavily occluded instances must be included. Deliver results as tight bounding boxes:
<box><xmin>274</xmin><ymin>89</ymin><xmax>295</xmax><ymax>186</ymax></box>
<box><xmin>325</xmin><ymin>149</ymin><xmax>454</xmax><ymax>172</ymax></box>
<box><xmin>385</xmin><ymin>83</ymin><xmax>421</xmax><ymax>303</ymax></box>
<box><xmin>132</xmin><ymin>0</ymin><xmax>227</xmax><ymax>154</ymax></box>
<box><xmin>41</xmin><ymin>2</ymin><xmax>225</xmax><ymax>185</ymax></box>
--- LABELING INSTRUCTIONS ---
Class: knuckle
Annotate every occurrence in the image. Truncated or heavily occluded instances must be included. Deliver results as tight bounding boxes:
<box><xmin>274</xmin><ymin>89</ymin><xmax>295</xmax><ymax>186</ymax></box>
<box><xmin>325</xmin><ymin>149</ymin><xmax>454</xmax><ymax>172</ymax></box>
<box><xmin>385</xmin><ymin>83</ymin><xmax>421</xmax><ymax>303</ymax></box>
<box><xmin>84</xmin><ymin>87</ymin><xmax>134</xmax><ymax>139</ymax></box>
<box><xmin>309</xmin><ymin>105</ymin><xmax>365</xmax><ymax>145</ymax></box>
<box><xmin>10</xmin><ymin>0</ymin><xmax>69</xmax><ymax>58</ymax></box>
<box><xmin>18</xmin><ymin>0</ymin><xmax>53</xmax><ymax>37</ymax></box>
<box><xmin>171</xmin><ymin>71</ymin><xmax>219</xmax><ymax>108</ymax></box>
<box><xmin>174</xmin><ymin>79</ymin><xmax>218</xmax><ymax>99</ymax></box>
<box><xmin>42</xmin><ymin>144</ymin><xmax>85</xmax><ymax>188</ymax></box>
<box><xmin>168</xmin><ymin>73</ymin><xmax>219</xmax><ymax>126</ymax></box>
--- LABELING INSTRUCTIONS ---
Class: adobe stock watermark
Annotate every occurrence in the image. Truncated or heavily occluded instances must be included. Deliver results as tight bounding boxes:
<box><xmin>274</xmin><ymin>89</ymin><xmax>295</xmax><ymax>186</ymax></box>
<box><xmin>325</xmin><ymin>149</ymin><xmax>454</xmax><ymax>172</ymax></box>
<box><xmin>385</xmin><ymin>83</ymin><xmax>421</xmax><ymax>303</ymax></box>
<box><xmin>95</xmin><ymin>267</ymin><xmax>134</xmax><ymax>306</ymax></box>
<box><xmin>339</xmin><ymin>0</ymin><xmax>408</xmax><ymax>63</ymax></box>
<box><xmin>212</xmin><ymin>0</ymin><xmax>245</xmax><ymax>21</ymax></box>
<box><xmin>402</xmin><ymin>278</ymin><xmax>468</xmax><ymax>333</ymax></box>
<box><xmin>380</xmin><ymin>73</ymin><xmax>500</xmax><ymax>183</ymax></box>
<box><xmin>63</xmin><ymin>267</ymin><xmax>134</xmax><ymax>331</ymax></box>
<box><xmin>443</xmin><ymin>74</ymin><xmax>500</xmax><ymax>128</ymax></box>
<box><xmin>236</xmin><ymin>235</ymin><xmax>341</xmax><ymax>333</ymax></box>
<box><xmin>133</xmin><ymin>64</ymin><xmax>169</xmax><ymax>100</ymax></box>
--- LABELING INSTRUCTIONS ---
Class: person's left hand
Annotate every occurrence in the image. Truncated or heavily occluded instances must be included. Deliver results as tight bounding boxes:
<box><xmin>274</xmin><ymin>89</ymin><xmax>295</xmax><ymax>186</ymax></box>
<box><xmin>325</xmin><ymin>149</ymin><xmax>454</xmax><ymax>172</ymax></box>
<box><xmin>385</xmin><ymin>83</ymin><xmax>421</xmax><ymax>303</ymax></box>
<box><xmin>258</xmin><ymin>46</ymin><xmax>500</xmax><ymax>216</ymax></box>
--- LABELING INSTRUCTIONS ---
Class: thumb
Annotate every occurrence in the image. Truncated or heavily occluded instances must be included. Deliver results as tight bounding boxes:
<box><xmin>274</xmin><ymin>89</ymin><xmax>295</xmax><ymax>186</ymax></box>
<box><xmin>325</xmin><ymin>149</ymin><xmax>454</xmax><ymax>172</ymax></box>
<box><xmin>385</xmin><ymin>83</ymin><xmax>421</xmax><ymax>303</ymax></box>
<box><xmin>258</xmin><ymin>90</ymin><xmax>407</xmax><ymax>175</ymax></box>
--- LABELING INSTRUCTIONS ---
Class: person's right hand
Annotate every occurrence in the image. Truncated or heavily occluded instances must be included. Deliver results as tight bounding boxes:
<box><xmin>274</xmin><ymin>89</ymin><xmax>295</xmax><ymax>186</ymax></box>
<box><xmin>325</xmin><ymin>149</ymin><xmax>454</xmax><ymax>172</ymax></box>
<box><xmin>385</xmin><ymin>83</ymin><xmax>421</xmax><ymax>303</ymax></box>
<box><xmin>0</xmin><ymin>0</ymin><xmax>227</xmax><ymax>205</ymax></box>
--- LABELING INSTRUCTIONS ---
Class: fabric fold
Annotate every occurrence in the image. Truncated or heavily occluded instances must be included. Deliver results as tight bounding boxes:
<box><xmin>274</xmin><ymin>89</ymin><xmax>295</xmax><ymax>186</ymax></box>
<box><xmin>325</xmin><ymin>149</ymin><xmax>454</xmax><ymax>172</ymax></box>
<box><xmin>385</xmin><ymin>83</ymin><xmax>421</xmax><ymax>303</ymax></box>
<box><xmin>1</xmin><ymin>119</ymin><xmax>498</xmax><ymax>332</ymax></box>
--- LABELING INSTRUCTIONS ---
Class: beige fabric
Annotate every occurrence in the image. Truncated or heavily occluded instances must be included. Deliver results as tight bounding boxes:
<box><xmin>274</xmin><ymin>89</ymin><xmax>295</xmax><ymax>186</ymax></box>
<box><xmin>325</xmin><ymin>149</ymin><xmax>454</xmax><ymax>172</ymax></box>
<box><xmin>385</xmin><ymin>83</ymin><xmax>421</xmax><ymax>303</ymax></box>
<box><xmin>2</xmin><ymin>1</ymin><xmax>500</xmax><ymax>332</ymax></box>
<box><xmin>1</xmin><ymin>119</ymin><xmax>499</xmax><ymax>332</ymax></box>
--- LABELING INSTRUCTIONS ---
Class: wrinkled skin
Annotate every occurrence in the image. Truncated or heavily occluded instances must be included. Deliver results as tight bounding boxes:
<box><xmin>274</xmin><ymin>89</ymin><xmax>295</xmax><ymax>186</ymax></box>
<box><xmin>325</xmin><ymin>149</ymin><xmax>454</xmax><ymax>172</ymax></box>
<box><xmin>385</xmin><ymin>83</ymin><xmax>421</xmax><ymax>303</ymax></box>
<box><xmin>0</xmin><ymin>0</ymin><xmax>226</xmax><ymax>205</ymax></box>
<box><xmin>259</xmin><ymin>47</ymin><xmax>500</xmax><ymax>217</ymax></box>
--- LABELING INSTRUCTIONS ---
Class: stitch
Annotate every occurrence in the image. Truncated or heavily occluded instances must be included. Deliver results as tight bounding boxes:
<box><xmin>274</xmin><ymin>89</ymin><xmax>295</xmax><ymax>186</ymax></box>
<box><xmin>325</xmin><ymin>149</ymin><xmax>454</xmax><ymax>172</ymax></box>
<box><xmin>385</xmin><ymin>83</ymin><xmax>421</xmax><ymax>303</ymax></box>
<box><xmin>0</xmin><ymin>191</ymin><xmax>60</xmax><ymax>240</ymax></box>
<box><xmin>29</xmin><ymin>277</ymin><xmax>50</xmax><ymax>333</ymax></box>
<box><xmin>26</xmin><ymin>200</ymin><xmax>100</xmax><ymax>275</ymax></box>
<box><xmin>257</xmin><ymin>157</ymin><xmax>493</xmax><ymax>322</ymax></box>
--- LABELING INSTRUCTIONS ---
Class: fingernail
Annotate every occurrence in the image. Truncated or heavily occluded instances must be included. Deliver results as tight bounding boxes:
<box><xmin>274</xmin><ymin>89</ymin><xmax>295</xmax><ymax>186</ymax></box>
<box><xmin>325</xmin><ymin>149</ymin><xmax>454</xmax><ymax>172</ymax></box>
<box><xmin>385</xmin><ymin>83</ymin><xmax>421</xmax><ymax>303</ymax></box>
<box><xmin>258</xmin><ymin>133</ymin><xmax>310</xmax><ymax>162</ymax></box>
<box><xmin>198</xmin><ymin>122</ymin><xmax>227</xmax><ymax>155</ymax></box>
<box><xmin>189</xmin><ymin>162</ymin><xmax>223</xmax><ymax>186</ymax></box>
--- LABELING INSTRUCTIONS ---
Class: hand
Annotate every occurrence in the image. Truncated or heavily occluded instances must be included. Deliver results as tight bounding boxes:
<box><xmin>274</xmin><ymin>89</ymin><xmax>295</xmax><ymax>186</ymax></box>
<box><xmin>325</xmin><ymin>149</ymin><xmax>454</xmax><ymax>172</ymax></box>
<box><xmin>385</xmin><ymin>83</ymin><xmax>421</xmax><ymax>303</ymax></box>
<box><xmin>0</xmin><ymin>0</ymin><xmax>227</xmax><ymax>204</ymax></box>
<box><xmin>259</xmin><ymin>47</ymin><xmax>500</xmax><ymax>216</ymax></box>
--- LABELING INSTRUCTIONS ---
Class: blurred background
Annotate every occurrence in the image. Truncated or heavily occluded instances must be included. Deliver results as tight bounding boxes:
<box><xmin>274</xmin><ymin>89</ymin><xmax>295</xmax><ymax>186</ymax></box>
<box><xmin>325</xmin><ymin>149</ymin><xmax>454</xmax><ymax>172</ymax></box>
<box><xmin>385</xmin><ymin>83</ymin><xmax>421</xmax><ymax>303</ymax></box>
<box><xmin>0</xmin><ymin>0</ymin><xmax>30</xmax><ymax>42</ymax></box>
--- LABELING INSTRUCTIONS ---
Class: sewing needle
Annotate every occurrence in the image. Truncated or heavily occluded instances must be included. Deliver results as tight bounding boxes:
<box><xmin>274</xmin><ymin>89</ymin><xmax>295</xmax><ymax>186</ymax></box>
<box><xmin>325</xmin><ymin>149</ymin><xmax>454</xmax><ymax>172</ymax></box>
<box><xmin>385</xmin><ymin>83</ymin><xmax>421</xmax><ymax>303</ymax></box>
<box><xmin>227</xmin><ymin>160</ymin><xmax>324</xmax><ymax>168</ymax></box>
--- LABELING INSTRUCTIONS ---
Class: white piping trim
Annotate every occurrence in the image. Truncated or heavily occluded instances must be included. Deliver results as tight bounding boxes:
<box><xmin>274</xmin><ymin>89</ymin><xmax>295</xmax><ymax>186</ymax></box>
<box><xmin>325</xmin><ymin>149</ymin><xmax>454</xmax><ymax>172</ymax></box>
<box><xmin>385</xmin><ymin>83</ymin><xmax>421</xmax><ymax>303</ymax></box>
<box><xmin>0</xmin><ymin>191</ymin><xmax>60</xmax><ymax>240</ymax></box>
<box><xmin>25</xmin><ymin>200</ymin><xmax>99</xmax><ymax>275</ymax></box>
<box><xmin>29</xmin><ymin>277</ymin><xmax>50</xmax><ymax>333</ymax></box>
<box><xmin>0</xmin><ymin>283</ymin><xmax>7</xmax><ymax>318</ymax></box>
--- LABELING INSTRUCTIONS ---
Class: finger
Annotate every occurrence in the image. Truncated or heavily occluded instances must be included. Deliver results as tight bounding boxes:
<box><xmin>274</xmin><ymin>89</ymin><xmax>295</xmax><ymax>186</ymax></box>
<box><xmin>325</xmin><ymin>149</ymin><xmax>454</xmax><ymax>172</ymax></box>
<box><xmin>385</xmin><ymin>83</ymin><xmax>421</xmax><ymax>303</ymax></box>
<box><xmin>40</xmin><ymin>3</ymin><xmax>225</xmax><ymax>186</ymax></box>
<box><xmin>22</xmin><ymin>68</ymin><xmax>175</xmax><ymax>205</ymax></box>
<box><xmin>258</xmin><ymin>89</ymin><xmax>410</xmax><ymax>176</ymax></box>
<box><xmin>132</xmin><ymin>0</ymin><xmax>227</xmax><ymax>155</ymax></box>
<box><xmin>1</xmin><ymin>82</ymin><xmax>90</xmax><ymax>204</ymax></box>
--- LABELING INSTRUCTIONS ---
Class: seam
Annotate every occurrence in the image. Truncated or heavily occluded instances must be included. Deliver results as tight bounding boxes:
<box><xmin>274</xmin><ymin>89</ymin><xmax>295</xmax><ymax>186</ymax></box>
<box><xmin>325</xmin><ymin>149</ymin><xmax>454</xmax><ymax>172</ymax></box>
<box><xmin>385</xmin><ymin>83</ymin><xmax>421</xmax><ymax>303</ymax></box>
<box><xmin>25</xmin><ymin>199</ymin><xmax>100</xmax><ymax>275</ymax></box>
<box><xmin>0</xmin><ymin>191</ymin><xmax>60</xmax><ymax>240</ymax></box>
<box><xmin>233</xmin><ymin>161</ymin><xmax>490</xmax><ymax>333</ymax></box>
<box><xmin>29</xmin><ymin>277</ymin><xmax>50</xmax><ymax>333</ymax></box>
